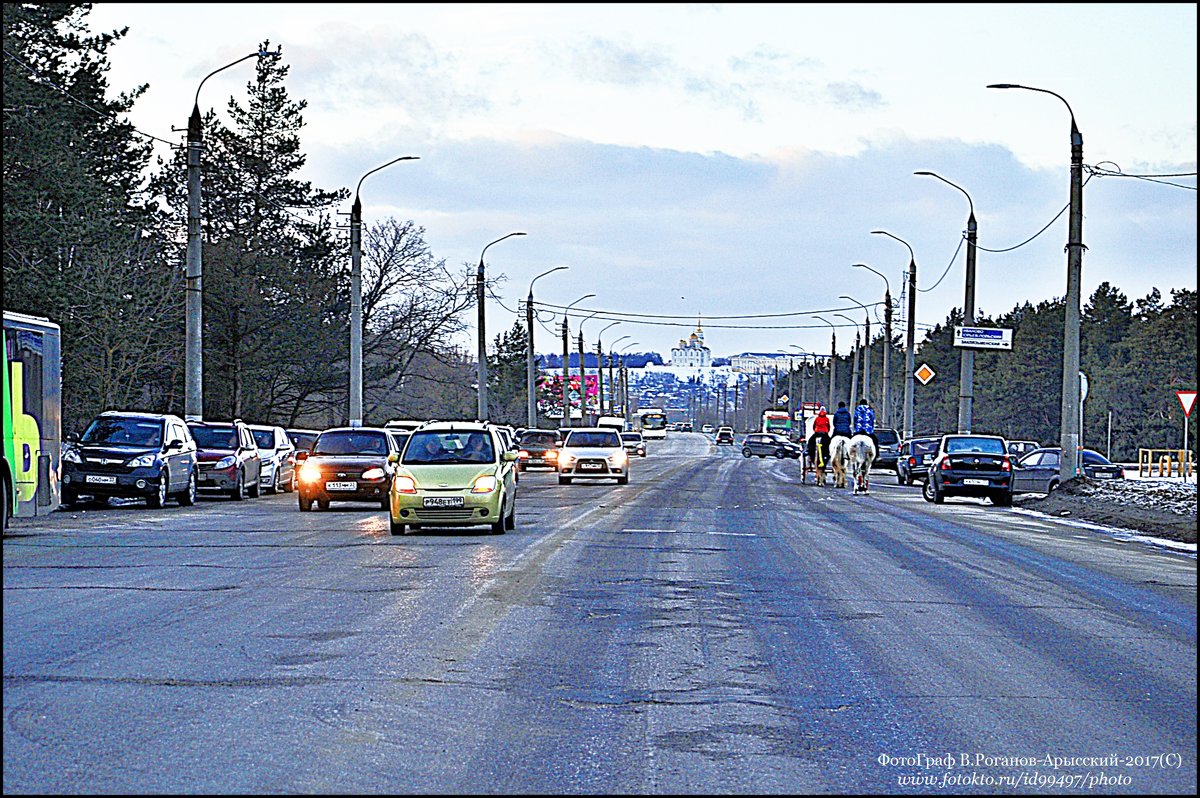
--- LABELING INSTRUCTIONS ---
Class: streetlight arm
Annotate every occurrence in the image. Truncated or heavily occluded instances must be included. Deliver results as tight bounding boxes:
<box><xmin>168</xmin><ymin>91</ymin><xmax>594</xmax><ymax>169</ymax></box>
<box><xmin>988</xmin><ymin>83</ymin><xmax>1079</xmax><ymax>139</ymax></box>
<box><xmin>195</xmin><ymin>49</ymin><xmax>278</xmax><ymax>109</ymax></box>
<box><xmin>914</xmin><ymin>171</ymin><xmax>975</xmax><ymax>221</ymax></box>
<box><xmin>357</xmin><ymin>156</ymin><xmax>420</xmax><ymax>199</ymax></box>
<box><xmin>529</xmin><ymin>266</ymin><xmax>568</xmax><ymax>297</ymax></box>
<box><xmin>852</xmin><ymin>263</ymin><xmax>891</xmax><ymax>296</ymax></box>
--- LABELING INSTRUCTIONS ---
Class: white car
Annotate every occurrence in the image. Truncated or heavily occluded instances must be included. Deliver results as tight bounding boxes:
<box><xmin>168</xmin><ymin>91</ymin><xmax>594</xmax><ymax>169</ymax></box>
<box><xmin>557</xmin><ymin>427</ymin><xmax>630</xmax><ymax>485</ymax></box>
<box><xmin>701</xmin><ymin>424</ymin><xmax>715</xmax><ymax>434</ymax></box>
<box><xmin>249</xmin><ymin>424</ymin><xmax>296</xmax><ymax>494</ymax></box>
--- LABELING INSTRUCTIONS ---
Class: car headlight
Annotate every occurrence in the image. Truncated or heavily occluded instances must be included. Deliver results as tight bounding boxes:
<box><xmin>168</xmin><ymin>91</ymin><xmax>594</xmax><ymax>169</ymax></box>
<box><xmin>558</xmin><ymin>454</ymin><xmax>573</xmax><ymax>468</ymax></box>
<box><xmin>299</xmin><ymin>462</ymin><xmax>322</xmax><ymax>482</ymax></box>
<box><xmin>393</xmin><ymin>475</ymin><xmax>417</xmax><ymax>494</ymax></box>
<box><xmin>63</xmin><ymin>448</ymin><xmax>81</xmax><ymax>464</ymax></box>
<box><xmin>471</xmin><ymin>474</ymin><xmax>498</xmax><ymax>493</ymax></box>
<box><xmin>361</xmin><ymin>467</ymin><xmax>386</xmax><ymax>481</ymax></box>
<box><xmin>128</xmin><ymin>453</ymin><xmax>159</xmax><ymax>468</ymax></box>
<box><xmin>215</xmin><ymin>455</ymin><xmax>237</xmax><ymax>470</ymax></box>
<box><xmin>610</xmin><ymin>450</ymin><xmax>628</xmax><ymax>467</ymax></box>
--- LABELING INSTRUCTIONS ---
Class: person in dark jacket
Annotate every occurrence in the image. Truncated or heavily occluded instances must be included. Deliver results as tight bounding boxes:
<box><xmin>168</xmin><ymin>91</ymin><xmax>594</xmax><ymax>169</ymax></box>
<box><xmin>831</xmin><ymin>401</ymin><xmax>853</xmax><ymax>442</ymax></box>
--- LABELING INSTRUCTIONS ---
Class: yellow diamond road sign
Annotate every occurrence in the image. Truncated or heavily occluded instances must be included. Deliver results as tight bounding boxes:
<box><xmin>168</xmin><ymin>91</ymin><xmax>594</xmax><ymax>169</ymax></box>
<box><xmin>915</xmin><ymin>363</ymin><xmax>936</xmax><ymax>385</ymax></box>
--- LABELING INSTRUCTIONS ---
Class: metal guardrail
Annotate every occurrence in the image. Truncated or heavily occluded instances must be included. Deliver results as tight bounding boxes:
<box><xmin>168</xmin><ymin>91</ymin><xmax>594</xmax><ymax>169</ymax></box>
<box><xmin>1138</xmin><ymin>448</ymin><xmax>1195</xmax><ymax>478</ymax></box>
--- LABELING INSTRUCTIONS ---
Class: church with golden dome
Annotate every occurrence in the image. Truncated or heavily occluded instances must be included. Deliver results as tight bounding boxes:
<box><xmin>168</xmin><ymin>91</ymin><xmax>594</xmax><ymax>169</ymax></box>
<box><xmin>670</xmin><ymin>320</ymin><xmax>712</xmax><ymax>367</ymax></box>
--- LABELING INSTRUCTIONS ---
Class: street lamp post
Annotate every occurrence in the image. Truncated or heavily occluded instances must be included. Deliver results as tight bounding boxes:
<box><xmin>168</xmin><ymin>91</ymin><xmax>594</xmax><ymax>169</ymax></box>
<box><xmin>916</xmin><ymin>170</ymin><xmax>977</xmax><ymax>433</ymax></box>
<box><xmin>561</xmin><ymin>295</ymin><xmax>594</xmax><ymax>427</ymax></box>
<box><xmin>350</xmin><ymin>156</ymin><xmax>419</xmax><ymax>427</ymax></box>
<box><xmin>526</xmin><ymin>266</ymin><xmax>568</xmax><ymax>428</ymax></box>
<box><xmin>853</xmin><ymin>263</ymin><xmax>892</xmax><ymax>428</ymax></box>
<box><xmin>840</xmin><ymin>296</ymin><xmax>871</xmax><ymax>409</ymax></box>
<box><xmin>596</xmin><ymin>321</ymin><xmax>621</xmax><ymax>419</ymax></box>
<box><xmin>577</xmin><ymin>310</ymin><xmax>602</xmax><ymax>425</ymax></box>
<box><xmin>989</xmin><ymin>83</ymin><xmax>1085</xmax><ymax>479</ymax></box>
<box><xmin>872</xmin><ymin>231</ymin><xmax>917</xmax><ymax>439</ymax></box>
<box><xmin>619</xmin><ymin>341</ymin><xmax>640</xmax><ymax>423</ymax></box>
<box><xmin>184</xmin><ymin>48</ymin><xmax>276</xmax><ymax>421</ymax></box>
<box><xmin>814</xmin><ymin>316</ymin><xmax>836</xmax><ymax>410</ymax></box>
<box><xmin>835</xmin><ymin>314</ymin><xmax>861</xmax><ymax>407</ymax></box>
<box><xmin>608</xmin><ymin>335</ymin><xmax>631</xmax><ymax>414</ymax></box>
<box><xmin>477</xmin><ymin>232</ymin><xmax>526</xmax><ymax>421</ymax></box>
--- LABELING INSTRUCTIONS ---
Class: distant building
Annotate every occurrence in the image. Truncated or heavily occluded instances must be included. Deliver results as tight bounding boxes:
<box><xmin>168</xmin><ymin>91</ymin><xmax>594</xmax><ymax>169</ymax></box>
<box><xmin>730</xmin><ymin>352</ymin><xmax>792</xmax><ymax>374</ymax></box>
<box><xmin>670</xmin><ymin>321</ymin><xmax>712</xmax><ymax>368</ymax></box>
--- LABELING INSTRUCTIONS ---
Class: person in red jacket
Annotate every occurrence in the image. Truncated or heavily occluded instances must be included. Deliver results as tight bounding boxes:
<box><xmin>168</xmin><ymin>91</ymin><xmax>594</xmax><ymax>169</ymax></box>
<box><xmin>807</xmin><ymin>407</ymin><xmax>832</xmax><ymax>484</ymax></box>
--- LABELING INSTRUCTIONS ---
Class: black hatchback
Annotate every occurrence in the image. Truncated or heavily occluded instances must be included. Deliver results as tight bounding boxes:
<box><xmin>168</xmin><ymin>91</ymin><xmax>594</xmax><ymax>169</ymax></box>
<box><xmin>741</xmin><ymin>432</ymin><xmax>803</xmax><ymax>459</ymax></box>
<box><xmin>62</xmin><ymin>411</ymin><xmax>198</xmax><ymax>508</ymax></box>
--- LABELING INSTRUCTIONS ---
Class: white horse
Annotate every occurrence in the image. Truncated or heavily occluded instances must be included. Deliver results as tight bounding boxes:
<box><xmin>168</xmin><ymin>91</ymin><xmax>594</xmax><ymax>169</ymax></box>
<box><xmin>847</xmin><ymin>433</ymin><xmax>877</xmax><ymax>495</ymax></box>
<box><xmin>829</xmin><ymin>435</ymin><xmax>850</xmax><ymax>489</ymax></box>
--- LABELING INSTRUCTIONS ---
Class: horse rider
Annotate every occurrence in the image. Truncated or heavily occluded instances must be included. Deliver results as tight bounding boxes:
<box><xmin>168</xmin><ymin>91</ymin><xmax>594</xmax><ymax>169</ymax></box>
<box><xmin>807</xmin><ymin>405</ymin><xmax>832</xmax><ymax>479</ymax></box>
<box><xmin>852</xmin><ymin>396</ymin><xmax>877</xmax><ymax>448</ymax></box>
<box><xmin>830</xmin><ymin>401</ymin><xmax>853</xmax><ymax>444</ymax></box>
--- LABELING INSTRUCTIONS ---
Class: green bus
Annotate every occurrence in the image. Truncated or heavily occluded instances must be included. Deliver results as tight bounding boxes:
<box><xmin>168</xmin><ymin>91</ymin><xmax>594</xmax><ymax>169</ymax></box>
<box><xmin>3</xmin><ymin>311</ymin><xmax>62</xmax><ymax>527</ymax></box>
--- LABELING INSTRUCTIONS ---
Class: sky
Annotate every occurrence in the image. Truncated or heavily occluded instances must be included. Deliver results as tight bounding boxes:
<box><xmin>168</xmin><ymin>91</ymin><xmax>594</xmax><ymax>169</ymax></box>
<box><xmin>82</xmin><ymin>3</ymin><xmax>1197</xmax><ymax>362</ymax></box>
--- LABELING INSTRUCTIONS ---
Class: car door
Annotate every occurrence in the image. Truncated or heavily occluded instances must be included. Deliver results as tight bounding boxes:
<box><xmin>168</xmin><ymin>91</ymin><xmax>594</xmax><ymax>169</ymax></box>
<box><xmin>241</xmin><ymin>425</ymin><xmax>262</xmax><ymax>484</ymax></box>
<box><xmin>1014</xmin><ymin>451</ymin><xmax>1052</xmax><ymax>492</ymax></box>
<box><xmin>168</xmin><ymin>421</ymin><xmax>191</xmax><ymax>491</ymax></box>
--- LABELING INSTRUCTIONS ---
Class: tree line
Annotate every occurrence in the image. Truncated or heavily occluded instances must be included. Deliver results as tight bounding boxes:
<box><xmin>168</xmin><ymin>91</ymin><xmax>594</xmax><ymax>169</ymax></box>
<box><xmin>3</xmin><ymin>5</ymin><xmax>1195</xmax><ymax>460</ymax></box>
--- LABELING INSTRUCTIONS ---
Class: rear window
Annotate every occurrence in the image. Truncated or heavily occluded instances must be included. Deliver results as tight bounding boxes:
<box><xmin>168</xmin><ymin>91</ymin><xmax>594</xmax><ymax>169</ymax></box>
<box><xmin>621</xmin><ymin>433</ymin><xmax>642</xmax><ymax>442</ymax></box>
<box><xmin>875</xmin><ymin>430</ymin><xmax>900</xmax><ymax>445</ymax></box>
<box><xmin>912</xmin><ymin>440</ymin><xmax>939</xmax><ymax>455</ymax></box>
<box><xmin>288</xmin><ymin>431</ymin><xmax>319</xmax><ymax>451</ymax></box>
<box><xmin>188</xmin><ymin>424</ymin><xmax>238</xmax><ymax>450</ymax></box>
<box><xmin>945</xmin><ymin>437</ymin><xmax>1006</xmax><ymax>455</ymax></box>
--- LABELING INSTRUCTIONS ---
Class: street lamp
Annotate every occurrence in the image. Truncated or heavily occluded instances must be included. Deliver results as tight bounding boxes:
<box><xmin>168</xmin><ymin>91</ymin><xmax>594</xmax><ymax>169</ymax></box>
<box><xmin>989</xmin><ymin>82</ymin><xmax>1085</xmax><ymax>480</ymax></box>
<box><xmin>872</xmin><ymin>230</ymin><xmax>917</xmax><ymax>439</ymax></box>
<box><xmin>915</xmin><ymin>170</ymin><xmax>977</xmax><ymax>433</ymax></box>
<box><xmin>839</xmin><ymin>295</ymin><xmax>871</xmax><ymax>410</ymax></box>
<box><xmin>597</xmin><ymin>321</ymin><xmax>621</xmax><ymax>419</ymax></box>
<box><xmin>835</xmin><ymin>313</ymin><xmax>862</xmax><ymax>406</ymax></box>
<box><xmin>184</xmin><ymin>47</ymin><xmax>278</xmax><ymax>421</ymax></box>
<box><xmin>477</xmin><ymin>232</ymin><xmax>526</xmax><ymax>421</ymax></box>
<box><xmin>608</xmin><ymin>334</ymin><xmax>631</xmax><ymax>415</ymax></box>
<box><xmin>350</xmin><ymin>156</ymin><xmax>419</xmax><ymax>427</ymax></box>
<box><xmin>561</xmin><ymin>294</ymin><xmax>594</xmax><ymax>427</ymax></box>
<box><xmin>526</xmin><ymin>266</ymin><xmax>568</xmax><ymax>428</ymax></box>
<box><xmin>814</xmin><ymin>315</ymin><xmax>837</xmax><ymax>410</ymax></box>
<box><xmin>578</xmin><ymin>310</ymin><xmax>602</xmax><ymax>425</ymax></box>
<box><xmin>619</xmin><ymin>341</ymin><xmax>640</xmax><ymax>421</ymax></box>
<box><xmin>853</xmin><ymin>263</ymin><xmax>892</xmax><ymax>429</ymax></box>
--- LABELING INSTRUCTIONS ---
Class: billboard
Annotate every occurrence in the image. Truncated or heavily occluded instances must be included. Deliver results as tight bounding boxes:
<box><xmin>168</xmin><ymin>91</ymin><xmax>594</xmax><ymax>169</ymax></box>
<box><xmin>537</xmin><ymin>374</ymin><xmax>600</xmax><ymax>417</ymax></box>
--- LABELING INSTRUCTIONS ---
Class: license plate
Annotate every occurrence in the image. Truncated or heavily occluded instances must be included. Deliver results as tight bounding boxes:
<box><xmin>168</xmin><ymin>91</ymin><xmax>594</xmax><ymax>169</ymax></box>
<box><xmin>85</xmin><ymin>475</ymin><xmax>118</xmax><ymax>485</ymax></box>
<box><xmin>325</xmin><ymin>481</ymin><xmax>357</xmax><ymax>491</ymax></box>
<box><xmin>963</xmin><ymin>478</ymin><xmax>989</xmax><ymax>486</ymax></box>
<box><xmin>580</xmin><ymin>462</ymin><xmax>603</xmax><ymax>470</ymax></box>
<box><xmin>423</xmin><ymin>496</ymin><xmax>464</xmax><ymax>507</ymax></box>
<box><xmin>1093</xmin><ymin>472</ymin><xmax>1113</xmax><ymax>478</ymax></box>
<box><xmin>922</xmin><ymin>455</ymin><xmax>932</xmax><ymax>463</ymax></box>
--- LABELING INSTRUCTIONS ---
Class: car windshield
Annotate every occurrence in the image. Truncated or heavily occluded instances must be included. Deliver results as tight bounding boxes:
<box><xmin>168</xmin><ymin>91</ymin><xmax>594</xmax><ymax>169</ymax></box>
<box><xmin>621</xmin><ymin>433</ymin><xmax>642</xmax><ymax>442</ymax></box>
<box><xmin>188</xmin><ymin>425</ymin><xmax>238</xmax><ymax>450</ymax></box>
<box><xmin>520</xmin><ymin>432</ymin><xmax>556</xmax><ymax>446</ymax></box>
<box><xmin>404</xmin><ymin>431</ymin><xmax>495</xmax><ymax>465</ymax></box>
<box><xmin>313</xmin><ymin>431</ymin><xmax>389</xmax><ymax>456</ymax></box>
<box><xmin>82</xmin><ymin>417</ymin><xmax>163</xmax><ymax>448</ymax></box>
<box><xmin>288</xmin><ymin>432</ymin><xmax>318</xmax><ymax>451</ymax></box>
<box><xmin>945</xmin><ymin>437</ymin><xmax>1006</xmax><ymax>455</ymax></box>
<box><xmin>564</xmin><ymin>431</ymin><xmax>621</xmax><ymax>448</ymax></box>
<box><xmin>251</xmin><ymin>429</ymin><xmax>278</xmax><ymax>450</ymax></box>
<box><xmin>876</xmin><ymin>430</ymin><xmax>899</xmax><ymax>445</ymax></box>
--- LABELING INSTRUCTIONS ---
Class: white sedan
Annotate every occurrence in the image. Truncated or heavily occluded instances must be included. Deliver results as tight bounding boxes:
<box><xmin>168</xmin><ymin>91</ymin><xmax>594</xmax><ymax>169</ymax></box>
<box><xmin>557</xmin><ymin>428</ymin><xmax>630</xmax><ymax>485</ymax></box>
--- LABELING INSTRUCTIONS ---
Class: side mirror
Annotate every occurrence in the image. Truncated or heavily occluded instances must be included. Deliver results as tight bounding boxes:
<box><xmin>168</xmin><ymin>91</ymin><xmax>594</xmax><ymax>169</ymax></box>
<box><xmin>66</xmin><ymin>432</ymin><xmax>80</xmax><ymax>443</ymax></box>
<box><xmin>295</xmin><ymin>450</ymin><xmax>309</xmax><ymax>462</ymax></box>
<box><xmin>388</xmin><ymin>453</ymin><xmax>399</xmax><ymax>464</ymax></box>
<box><xmin>502</xmin><ymin>451</ymin><xmax>519</xmax><ymax>462</ymax></box>
<box><xmin>165</xmin><ymin>438</ymin><xmax>184</xmax><ymax>451</ymax></box>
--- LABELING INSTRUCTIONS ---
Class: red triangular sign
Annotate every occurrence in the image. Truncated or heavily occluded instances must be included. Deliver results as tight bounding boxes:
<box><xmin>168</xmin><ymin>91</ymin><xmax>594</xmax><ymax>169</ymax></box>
<box><xmin>1178</xmin><ymin>390</ymin><xmax>1198</xmax><ymax>418</ymax></box>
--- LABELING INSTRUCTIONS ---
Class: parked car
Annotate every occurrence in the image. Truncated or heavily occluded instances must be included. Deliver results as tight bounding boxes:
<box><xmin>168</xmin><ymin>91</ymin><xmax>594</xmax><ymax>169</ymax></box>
<box><xmin>187</xmin><ymin>419</ymin><xmax>262</xmax><ymax>500</ymax></box>
<box><xmin>286</xmin><ymin>428</ymin><xmax>321</xmax><ymax>454</ymax></box>
<box><xmin>923</xmin><ymin>434</ymin><xmax>1013</xmax><ymax>506</ymax></box>
<box><xmin>516</xmin><ymin>428</ymin><xmax>560</xmax><ymax>471</ymax></box>
<box><xmin>1012</xmin><ymin>447</ymin><xmax>1125</xmax><ymax>494</ymax></box>
<box><xmin>384</xmin><ymin>418</ymin><xmax>432</xmax><ymax>434</ymax></box>
<box><xmin>715</xmin><ymin>426</ymin><xmax>735</xmax><ymax>445</ymax></box>
<box><xmin>1007</xmin><ymin>439</ymin><xmax>1041</xmax><ymax>459</ymax></box>
<box><xmin>557</xmin><ymin>428</ymin><xmax>630</xmax><ymax>484</ymax></box>
<box><xmin>742</xmin><ymin>432</ymin><xmax>803</xmax><ymax>459</ymax></box>
<box><xmin>249</xmin><ymin>424</ymin><xmax>296</xmax><ymax>494</ymax></box>
<box><xmin>296</xmin><ymin>427</ymin><xmax>399</xmax><ymax>511</ymax></box>
<box><xmin>387</xmin><ymin>421</ymin><xmax>518</xmax><ymax>535</ymax></box>
<box><xmin>895</xmin><ymin>436</ymin><xmax>941</xmax><ymax>485</ymax></box>
<box><xmin>62</xmin><ymin>411</ymin><xmax>198</xmax><ymax>509</ymax></box>
<box><xmin>620</xmin><ymin>431</ymin><xmax>647</xmax><ymax>457</ymax></box>
<box><xmin>873</xmin><ymin>427</ymin><xmax>901</xmax><ymax>469</ymax></box>
<box><xmin>386</xmin><ymin>429</ymin><xmax>411</xmax><ymax>457</ymax></box>
<box><xmin>701</xmin><ymin>424</ymin><xmax>715</xmax><ymax>434</ymax></box>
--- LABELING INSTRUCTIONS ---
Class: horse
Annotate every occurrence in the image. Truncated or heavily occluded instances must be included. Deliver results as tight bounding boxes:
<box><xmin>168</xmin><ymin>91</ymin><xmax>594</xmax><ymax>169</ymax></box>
<box><xmin>847</xmin><ymin>433</ymin><xmax>877</xmax><ymax>495</ymax></box>
<box><xmin>806</xmin><ymin>432</ymin><xmax>831</xmax><ymax>486</ymax></box>
<box><xmin>829</xmin><ymin>435</ymin><xmax>850</xmax><ymax>489</ymax></box>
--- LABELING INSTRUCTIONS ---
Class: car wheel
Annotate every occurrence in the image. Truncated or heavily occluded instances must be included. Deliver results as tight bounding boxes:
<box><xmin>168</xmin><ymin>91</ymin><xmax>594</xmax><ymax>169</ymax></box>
<box><xmin>298</xmin><ymin>495</ymin><xmax>312</xmax><ymax>512</ymax></box>
<box><xmin>504</xmin><ymin>502</ymin><xmax>516</xmax><ymax>530</ymax></box>
<box><xmin>248</xmin><ymin>471</ymin><xmax>261</xmax><ymax>498</ymax></box>
<box><xmin>282</xmin><ymin>471</ymin><xmax>294</xmax><ymax>493</ymax></box>
<box><xmin>558</xmin><ymin>476</ymin><xmax>571</xmax><ymax>485</ymax></box>
<box><xmin>389</xmin><ymin>517</ymin><xmax>406</xmax><ymax>535</ymax></box>
<box><xmin>993</xmin><ymin>491</ymin><xmax>1013</xmax><ymax>507</ymax></box>
<box><xmin>62</xmin><ymin>487</ymin><xmax>79</xmax><ymax>507</ymax></box>
<box><xmin>1048</xmin><ymin>479</ymin><xmax>1060</xmax><ymax>493</ymax></box>
<box><xmin>178</xmin><ymin>470</ymin><xmax>197</xmax><ymax>506</ymax></box>
<box><xmin>490</xmin><ymin>516</ymin><xmax>506</xmax><ymax>535</ymax></box>
<box><xmin>147</xmin><ymin>469</ymin><xmax>169</xmax><ymax>508</ymax></box>
<box><xmin>379</xmin><ymin>497</ymin><xmax>389</xmax><ymax>510</ymax></box>
<box><xmin>317</xmin><ymin>499</ymin><xmax>330</xmax><ymax>510</ymax></box>
<box><xmin>742</xmin><ymin>448</ymin><xmax>752</xmax><ymax>458</ymax></box>
<box><xmin>775</xmin><ymin>449</ymin><xmax>787</xmax><ymax>459</ymax></box>
<box><xmin>896</xmin><ymin>469</ymin><xmax>905</xmax><ymax>485</ymax></box>
<box><xmin>922</xmin><ymin>479</ymin><xmax>937</xmax><ymax>503</ymax></box>
<box><xmin>618</xmin><ymin>474</ymin><xmax>629</xmax><ymax>485</ymax></box>
<box><xmin>230</xmin><ymin>470</ymin><xmax>245</xmax><ymax>501</ymax></box>
<box><xmin>268</xmin><ymin>469</ymin><xmax>280</xmax><ymax>495</ymax></box>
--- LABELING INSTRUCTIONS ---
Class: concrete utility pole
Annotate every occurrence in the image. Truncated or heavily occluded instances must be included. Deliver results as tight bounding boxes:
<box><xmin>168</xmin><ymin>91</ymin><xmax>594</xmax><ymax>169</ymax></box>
<box><xmin>989</xmin><ymin>82</ymin><xmax>1085</xmax><ymax>480</ymax></box>
<box><xmin>476</xmin><ymin>232</ymin><xmax>525</xmax><ymax>421</ymax></box>
<box><xmin>815</xmin><ymin>316</ymin><xmax>836</xmax><ymax>410</ymax></box>
<box><xmin>854</xmin><ymin>263</ymin><xmax>892</xmax><ymax>427</ymax></box>
<box><xmin>525</xmin><ymin>266</ymin><xmax>567</xmax><ymax>428</ymax></box>
<box><xmin>873</xmin><ymin>231</ymin><xmax>918</xmax><ymax>439</ymax></box>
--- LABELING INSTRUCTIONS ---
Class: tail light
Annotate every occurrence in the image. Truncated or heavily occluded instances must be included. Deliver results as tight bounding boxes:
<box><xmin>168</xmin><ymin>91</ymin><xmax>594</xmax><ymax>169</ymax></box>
<box><xmin>1001</xmin><ymin>457</ymin><xmax>1012</xmax><ymax>472</ymax></box>
<box><xmin>941</xmin><ymin>458</ymin><xmax>951</xmax><ymax>470</ymax></box>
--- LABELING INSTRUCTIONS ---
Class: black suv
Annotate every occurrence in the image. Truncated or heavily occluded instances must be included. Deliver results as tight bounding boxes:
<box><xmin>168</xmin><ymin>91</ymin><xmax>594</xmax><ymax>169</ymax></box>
<box><xmin>873</xmin><ymin>427</ymin><xmax>901</xmax><ymax>470</ymax></box>
<box><xmin>923</xmin><ymin>434</ymin><xmax>1013</xmax><ymax>506</ymax></box>
<box><xmin>187</xmin><ymin>419</ymin><xmax>263</xmax><ymax>500</ymax></box>
<box><xmin>62</xmin><ymin>411</ymin><xmax>198</xmax><ymax>508</ymax></box>
<box><xmin>741</xmin><ymin>432</ymin><xmax>803</xmax><ymax>459</ymax></box>
<box><xmin>895</xmin><ymin>436</ymin><xmax>940</xmax><ymax>486</ymax></box>
<box><xmin>296</xmin><ymin>427</ymin><xmax>399</xmax><ymax>511</ymax></box>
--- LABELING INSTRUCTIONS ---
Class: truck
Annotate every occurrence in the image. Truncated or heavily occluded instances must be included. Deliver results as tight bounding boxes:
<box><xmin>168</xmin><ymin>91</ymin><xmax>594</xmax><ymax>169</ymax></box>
<box><xmin>597</xmin><ymin>415</ymin><xmax>627</xmax><ymax>432</ymax></box>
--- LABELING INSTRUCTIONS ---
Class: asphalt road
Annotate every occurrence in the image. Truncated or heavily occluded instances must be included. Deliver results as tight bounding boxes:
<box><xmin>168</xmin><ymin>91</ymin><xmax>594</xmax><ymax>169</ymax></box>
<box><xmin>3</xmin><ymin>433</ymin><xmax>1196</xmax><ymax>793</ymax></box>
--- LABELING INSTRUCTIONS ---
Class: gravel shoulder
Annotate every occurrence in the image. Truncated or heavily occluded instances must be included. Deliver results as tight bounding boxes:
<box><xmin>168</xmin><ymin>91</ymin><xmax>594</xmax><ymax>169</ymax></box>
<box><xmin>1013</xmin><ymin>476</ymin><xmax>1197</xmax><ymax>544</ymax></box>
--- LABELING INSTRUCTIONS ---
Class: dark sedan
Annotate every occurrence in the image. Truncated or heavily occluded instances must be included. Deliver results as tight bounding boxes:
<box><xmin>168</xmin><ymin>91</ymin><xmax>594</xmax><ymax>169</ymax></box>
<box><xmin>742</xmin><ymin>432</ymin><xmax>803</xmax><ymax>459</ymax></box>
<box><xmin>923</xmin><ymin>434</ymin><xmax>1013</xmax><ymax>506</ymax></box>
<box><xmin>516</xmin><ymin>429</ymin><xmax>560</xmax><ymax>471</ymax></box>
<box><xmin>1012</xmin><ymin>447</ymin><xmax>1125</xmax><ymax>494</ymax></box>
<box><xmin>296</xmin><ymin>427</ymin><xmax>399</xmax><ymax>510</ymax></box>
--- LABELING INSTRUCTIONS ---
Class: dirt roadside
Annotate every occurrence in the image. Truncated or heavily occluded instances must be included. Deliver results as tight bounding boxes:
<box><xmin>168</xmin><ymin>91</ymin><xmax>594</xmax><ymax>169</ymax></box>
<box><xmin>1012</xmin><ymin>477</ymin><xmax>1197</xmax><ymax>544</ymax></box>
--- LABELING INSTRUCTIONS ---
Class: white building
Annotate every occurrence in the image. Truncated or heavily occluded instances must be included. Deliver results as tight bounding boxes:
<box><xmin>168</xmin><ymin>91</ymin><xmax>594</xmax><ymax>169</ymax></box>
<box><xmin>670</xmin><ymin>322</ymin><xmax>712</xmax><ymax>368</ymax></box>
<box><xmin>729</xmin><ymin>352</ymin><xmax>794</xmax><ymax>374</ymax></box>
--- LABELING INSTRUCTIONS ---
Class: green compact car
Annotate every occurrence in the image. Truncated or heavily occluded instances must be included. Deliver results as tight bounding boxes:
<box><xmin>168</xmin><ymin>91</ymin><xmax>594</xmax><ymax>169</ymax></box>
<box><xmin>387</xmin><ymin>422</ymin><xmax>518</xmax><ymax>536</ymax></box>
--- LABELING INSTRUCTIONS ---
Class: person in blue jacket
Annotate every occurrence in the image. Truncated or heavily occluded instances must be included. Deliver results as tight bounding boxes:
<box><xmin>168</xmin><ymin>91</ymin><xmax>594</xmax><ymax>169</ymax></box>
<box><xmin>852</xmin><ymin>397</ymin><xmax>877</xmax><ymax>447</ymax></box>
<box><xmin>831</xmin><ymin>401</ymin><xmax>853</xmax><ymax>443</ymax></box>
